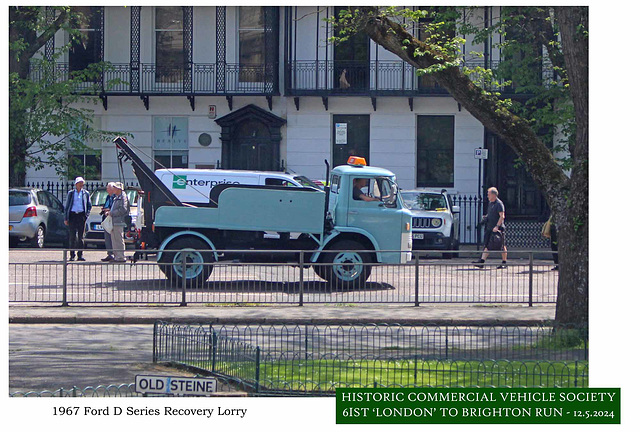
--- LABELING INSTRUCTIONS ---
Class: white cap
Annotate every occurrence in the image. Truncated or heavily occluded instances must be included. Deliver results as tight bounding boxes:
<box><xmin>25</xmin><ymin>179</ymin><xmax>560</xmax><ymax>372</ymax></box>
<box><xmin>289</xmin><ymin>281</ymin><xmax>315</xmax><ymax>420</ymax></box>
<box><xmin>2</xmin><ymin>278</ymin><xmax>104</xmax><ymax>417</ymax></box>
<box><xmin>74</xmin><ymin>176</ymin><xmax>85</xmax><ymax>185</ymax></box>
<box><xmin>113</xmin><ymin>182</ymin><xmax>124</xmax><ymax>190</ymax></box>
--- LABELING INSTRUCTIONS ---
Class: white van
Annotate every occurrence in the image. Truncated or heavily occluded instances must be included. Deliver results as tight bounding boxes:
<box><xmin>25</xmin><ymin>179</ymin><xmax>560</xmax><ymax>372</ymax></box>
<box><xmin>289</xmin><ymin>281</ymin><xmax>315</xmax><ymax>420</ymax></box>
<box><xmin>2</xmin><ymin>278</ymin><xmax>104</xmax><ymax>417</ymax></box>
<box><xmin>155</xmin><ymin>168</ymin><xmax>322</xmax><ymax>204</ymax></box>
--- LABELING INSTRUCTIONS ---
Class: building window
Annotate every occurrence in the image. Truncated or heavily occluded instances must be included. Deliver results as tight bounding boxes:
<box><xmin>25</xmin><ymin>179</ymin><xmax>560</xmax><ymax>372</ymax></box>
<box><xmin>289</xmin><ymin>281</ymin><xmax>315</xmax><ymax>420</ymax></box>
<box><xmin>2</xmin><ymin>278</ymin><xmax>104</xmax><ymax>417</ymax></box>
<box><xmin>238</xmin><ymin>6</ymin><xmax>265</xmax><ymax>83</ymax></box>
<box><xmin>417</xmin><ymin>7</ymin><xmax>455</xmax><ymax>91</ymax></box>
<box><xmin>67</xmin><ymin>117</ymin><xmax>102</xmax><ymax>180</ymax></box>
<box><xmin>69</xmin><ymin>6</ymin><xmax>102</xmax><ymax>73</ymax></box>
<box><xmin>155</xmin><ymin>6</ymin><xmax>183</xmax><ymax>83</ymax></box>
<box><xmin>416</xmin><ymin>116</ymin><xmax>454</xmax><ymax>188</ymax></box>
<box><xmin>153</xmin><ymin>117</ymin><xmax>189</xmax><ymax>169</ymax></box>
<box><xmin>68</xmin><ymin>152</ymin><xmax>101</xmax><ymax>180</ymax></box>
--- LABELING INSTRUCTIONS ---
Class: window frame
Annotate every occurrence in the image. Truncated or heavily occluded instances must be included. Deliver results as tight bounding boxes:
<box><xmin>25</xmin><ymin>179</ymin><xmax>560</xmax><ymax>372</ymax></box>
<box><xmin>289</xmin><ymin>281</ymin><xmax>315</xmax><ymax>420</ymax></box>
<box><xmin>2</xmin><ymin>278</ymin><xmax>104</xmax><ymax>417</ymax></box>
<box><xmin>154</xmin><ymin>6</ymin><xmax>184</xmax><ymax>85</ymax></box>
<box><xmin>416</xmin><ymin>115</ymin><xmax>455</xmax><ymax>188</ymax></box>
<box><xmin>237</xmin><ymin>6</ymin><xmax>266</xmax><ymax>84</ymax></box>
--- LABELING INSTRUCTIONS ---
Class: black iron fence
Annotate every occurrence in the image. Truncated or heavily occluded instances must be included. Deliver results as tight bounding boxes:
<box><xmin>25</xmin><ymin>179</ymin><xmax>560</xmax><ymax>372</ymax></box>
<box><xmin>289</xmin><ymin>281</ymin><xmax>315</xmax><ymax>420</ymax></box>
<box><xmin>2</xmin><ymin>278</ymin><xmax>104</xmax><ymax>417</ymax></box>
<box><xmin>24</xmin><ymin>180</ymin><xmax>140</xmax><ymax>204</ymax></box>
<box><xmin>286</xmin><ymin>59</ymin><xmax>555</xmax><ymax>96</ymax></box>
<box><xmin>22</xmin><ymin>180</ymin><xmax>550</xmax><ymax>248</ymax></box>
<box><xmin>153</xmin><ymin>322</ymin><xmax>588</xmax><ymax>395</ymax></box>
<box><xmin>9</xmin><ymin>249</ymin><xmax>559</xmax><ymax>306</ymax></box>
<box><xmin>29</xmin><ymin>62</ymin><xmax>278</xmax><ymax>96</ymax></box>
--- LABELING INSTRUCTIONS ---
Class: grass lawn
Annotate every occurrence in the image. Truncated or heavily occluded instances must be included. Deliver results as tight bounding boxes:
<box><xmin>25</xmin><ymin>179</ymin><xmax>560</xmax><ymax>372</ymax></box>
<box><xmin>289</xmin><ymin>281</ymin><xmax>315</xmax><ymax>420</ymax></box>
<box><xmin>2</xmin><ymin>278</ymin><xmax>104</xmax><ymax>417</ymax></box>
<box><xmin>214</xmin><ymin>358</ymin><xmax>588</xmax><ymax>392</ymax></box>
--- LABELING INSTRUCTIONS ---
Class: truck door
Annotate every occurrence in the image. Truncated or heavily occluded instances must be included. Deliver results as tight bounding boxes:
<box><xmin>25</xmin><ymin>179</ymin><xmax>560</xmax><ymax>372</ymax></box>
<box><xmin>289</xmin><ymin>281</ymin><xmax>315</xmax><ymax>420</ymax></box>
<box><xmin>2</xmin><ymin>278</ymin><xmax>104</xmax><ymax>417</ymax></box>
<box><xmin>347</xmin><ymin>177</ymin><xmax>400</xmax><ymax>248</ymax></box>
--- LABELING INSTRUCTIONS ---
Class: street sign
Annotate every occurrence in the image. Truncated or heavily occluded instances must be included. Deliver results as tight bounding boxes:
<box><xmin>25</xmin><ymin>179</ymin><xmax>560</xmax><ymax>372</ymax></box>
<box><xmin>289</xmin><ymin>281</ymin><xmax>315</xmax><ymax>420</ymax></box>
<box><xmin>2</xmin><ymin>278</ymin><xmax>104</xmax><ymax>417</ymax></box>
<box><xmin>135</xmin><ymin>375</ymin><xmax>218</xmax><ymax>396</ymax></box>
<box><xmin>474</xmin><ymin>148</ymin><xmax>488</xmax><ymax>159</ymax></box>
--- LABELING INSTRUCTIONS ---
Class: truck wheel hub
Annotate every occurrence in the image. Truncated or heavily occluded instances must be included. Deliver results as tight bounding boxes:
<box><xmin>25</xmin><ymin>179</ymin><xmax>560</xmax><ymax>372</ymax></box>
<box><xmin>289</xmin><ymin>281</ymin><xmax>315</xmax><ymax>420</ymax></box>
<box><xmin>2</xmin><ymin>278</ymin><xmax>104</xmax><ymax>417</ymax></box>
<box><xmin>332</xmin><ymin>252</ymin><xmax>364</xmax><ymax>280</ymax></box>
<box><xmin>173</xmin><ymin>249</ymin><xmax>203</xmax><ymax>278</ymax></box>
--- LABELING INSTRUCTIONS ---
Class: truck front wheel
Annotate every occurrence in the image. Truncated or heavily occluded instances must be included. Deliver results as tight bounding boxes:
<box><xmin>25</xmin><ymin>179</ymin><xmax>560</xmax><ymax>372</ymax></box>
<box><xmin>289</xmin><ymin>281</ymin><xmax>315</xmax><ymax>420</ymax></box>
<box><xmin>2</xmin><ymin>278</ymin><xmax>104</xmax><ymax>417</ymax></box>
<box><xmin>158</xmin><ymin>237</ymin><xmax>214</xmax><ymax>288</ymax></box>
<box><xmin>315</xmin><ymin>240</ymin><xmax>372</xmax><ymax>290</ymax></box>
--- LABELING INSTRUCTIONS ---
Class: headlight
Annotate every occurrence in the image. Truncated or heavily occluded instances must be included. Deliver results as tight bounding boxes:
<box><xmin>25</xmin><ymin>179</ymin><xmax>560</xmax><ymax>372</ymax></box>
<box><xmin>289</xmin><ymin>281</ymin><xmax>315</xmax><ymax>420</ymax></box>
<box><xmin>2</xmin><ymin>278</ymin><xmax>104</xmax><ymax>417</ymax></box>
<box><xmin>431</xmin><ymin>218</ymin><xmax>442</xmax><ymax>228</ymax></box>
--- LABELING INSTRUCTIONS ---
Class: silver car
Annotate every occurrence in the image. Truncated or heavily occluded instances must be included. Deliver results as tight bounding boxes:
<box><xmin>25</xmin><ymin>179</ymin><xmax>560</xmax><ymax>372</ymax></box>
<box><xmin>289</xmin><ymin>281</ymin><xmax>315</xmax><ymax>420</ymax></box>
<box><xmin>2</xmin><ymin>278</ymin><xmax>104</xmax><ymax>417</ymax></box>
<box><xmin>9</xmin><ymin>188</ymin><xmax>69</xmax><ymax>248</ymax></box>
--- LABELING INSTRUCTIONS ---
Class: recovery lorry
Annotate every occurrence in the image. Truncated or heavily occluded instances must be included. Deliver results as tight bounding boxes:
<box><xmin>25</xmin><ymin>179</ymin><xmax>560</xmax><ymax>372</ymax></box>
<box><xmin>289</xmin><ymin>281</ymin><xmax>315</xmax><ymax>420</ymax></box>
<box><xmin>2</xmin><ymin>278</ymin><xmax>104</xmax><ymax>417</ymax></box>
<box><xmin>113</xmin><ymin>136</ymin><xmax>412</xmax><ymax>289</ymax></box>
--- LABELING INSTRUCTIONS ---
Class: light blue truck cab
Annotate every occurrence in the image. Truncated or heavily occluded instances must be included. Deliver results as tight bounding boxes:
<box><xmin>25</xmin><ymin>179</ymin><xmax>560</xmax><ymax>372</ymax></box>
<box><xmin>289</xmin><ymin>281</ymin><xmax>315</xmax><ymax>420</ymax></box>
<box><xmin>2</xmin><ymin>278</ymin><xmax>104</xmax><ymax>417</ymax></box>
<box><xmin>150</xmin><ymin>161</ymin><xmax>412</xmax><ymax>288</ymax></box>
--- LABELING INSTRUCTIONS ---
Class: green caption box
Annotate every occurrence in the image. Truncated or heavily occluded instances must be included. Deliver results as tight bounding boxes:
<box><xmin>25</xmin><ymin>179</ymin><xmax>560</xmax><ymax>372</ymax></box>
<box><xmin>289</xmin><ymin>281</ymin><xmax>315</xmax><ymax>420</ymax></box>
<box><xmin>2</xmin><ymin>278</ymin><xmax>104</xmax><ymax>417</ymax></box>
<box><xmin>336</xmin><ymin>388</ymin><xmax>620</xmax><ymax>424</ymax></box>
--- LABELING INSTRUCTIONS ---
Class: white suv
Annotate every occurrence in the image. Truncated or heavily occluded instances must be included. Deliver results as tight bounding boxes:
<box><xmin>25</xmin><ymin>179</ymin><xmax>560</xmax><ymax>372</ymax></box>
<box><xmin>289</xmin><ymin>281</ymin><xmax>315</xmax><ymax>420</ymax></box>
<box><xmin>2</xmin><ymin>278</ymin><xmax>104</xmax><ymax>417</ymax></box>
<box><xmin>400</xmin><ymin>189</ymin><xmax>460</xmax><ymax>258</ymax></box>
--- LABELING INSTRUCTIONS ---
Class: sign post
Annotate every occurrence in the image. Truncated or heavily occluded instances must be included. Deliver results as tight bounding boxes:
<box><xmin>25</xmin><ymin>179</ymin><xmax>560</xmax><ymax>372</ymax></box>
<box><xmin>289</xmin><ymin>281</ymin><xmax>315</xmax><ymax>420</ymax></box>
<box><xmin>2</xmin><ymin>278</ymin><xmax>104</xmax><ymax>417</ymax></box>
<box><xmin>474</xmin><ymin>148</ymin><xmax>488</xmax><ymax>250</ymax></box>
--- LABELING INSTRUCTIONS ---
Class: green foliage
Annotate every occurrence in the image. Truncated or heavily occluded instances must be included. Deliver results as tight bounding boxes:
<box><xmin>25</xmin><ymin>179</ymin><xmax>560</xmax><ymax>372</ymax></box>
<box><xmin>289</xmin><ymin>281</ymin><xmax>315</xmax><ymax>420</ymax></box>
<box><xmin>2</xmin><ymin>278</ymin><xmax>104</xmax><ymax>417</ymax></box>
<box><xmin>9</xmin><ymin>6</ymin><xmax>128</xmax><ymax>183</ymax></box>
<box><xmin>328</xmin><ymin>6</ymin><xmax>577</xmax><ymax>172</ymax></box>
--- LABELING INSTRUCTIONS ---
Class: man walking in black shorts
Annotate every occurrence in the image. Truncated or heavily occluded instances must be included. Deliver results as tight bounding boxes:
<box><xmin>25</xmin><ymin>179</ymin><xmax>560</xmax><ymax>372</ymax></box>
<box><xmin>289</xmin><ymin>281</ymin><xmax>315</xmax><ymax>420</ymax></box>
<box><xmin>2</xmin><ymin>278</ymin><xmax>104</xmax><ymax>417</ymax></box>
<box><xmin>473</xmin><ymin>187</ymin><xmax>507</xmax><ymax>269</ymax></box>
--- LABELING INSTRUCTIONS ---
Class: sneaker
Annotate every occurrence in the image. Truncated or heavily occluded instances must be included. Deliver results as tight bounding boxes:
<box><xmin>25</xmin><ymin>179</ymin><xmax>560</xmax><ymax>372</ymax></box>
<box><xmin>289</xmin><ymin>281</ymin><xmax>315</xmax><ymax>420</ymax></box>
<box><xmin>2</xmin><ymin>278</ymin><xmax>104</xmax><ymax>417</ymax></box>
<box><xmin>496</xmin><ymin>265</ymin><xmax>507</xmax><ymax>269</ymax></box>
<box><xmin>68</xmin><ymin>256</ymin><xmax>75</xmax><ymax>261</ymax></box>
<box><xmin>472</xmin><ymin>259</ymin><xmax>484</xmax><ymax>269</ymax></box>
<box><xmin>551</xmin><ymin>265</ymin><xmax>559</xmax><ymax>271</ymax></box>
<box><xmin>77</xmin><ymin>257</ymin><xmax>86</xmax><ymax>262</ymax></box>
<box><xmin>101</xmin><ymin>256</ymin><xmax>114</xmax><ymax>262</ymax></box>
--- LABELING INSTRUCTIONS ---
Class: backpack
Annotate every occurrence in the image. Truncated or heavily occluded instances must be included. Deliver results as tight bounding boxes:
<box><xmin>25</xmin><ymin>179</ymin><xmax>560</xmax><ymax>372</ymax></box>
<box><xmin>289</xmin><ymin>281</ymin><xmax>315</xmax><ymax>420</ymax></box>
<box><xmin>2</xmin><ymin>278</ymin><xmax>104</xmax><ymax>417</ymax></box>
<box><xmin>487</xmin><ymin>231</ymin><xmax>504</xmax><ymax>251</ymax></box>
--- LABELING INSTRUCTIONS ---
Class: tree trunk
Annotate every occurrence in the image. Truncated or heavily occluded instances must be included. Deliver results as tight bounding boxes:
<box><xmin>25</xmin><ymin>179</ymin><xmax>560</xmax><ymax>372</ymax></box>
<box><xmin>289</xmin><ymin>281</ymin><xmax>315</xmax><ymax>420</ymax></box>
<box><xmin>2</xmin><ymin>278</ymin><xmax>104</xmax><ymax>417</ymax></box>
<box><xmin>359</xmin><ymin>7</ymin><xmax>588</xmax><ymax>325</ymax></box>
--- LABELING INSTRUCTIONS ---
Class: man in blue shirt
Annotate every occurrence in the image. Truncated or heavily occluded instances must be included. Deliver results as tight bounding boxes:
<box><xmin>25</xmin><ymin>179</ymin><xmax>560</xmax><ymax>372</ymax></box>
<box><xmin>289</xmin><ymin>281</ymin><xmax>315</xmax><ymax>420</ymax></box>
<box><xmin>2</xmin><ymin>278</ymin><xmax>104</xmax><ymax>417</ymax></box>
<box><xmin>64</xmin><ymin>176</ymin><xmax>92</xmax><ymax>261</ymax></box>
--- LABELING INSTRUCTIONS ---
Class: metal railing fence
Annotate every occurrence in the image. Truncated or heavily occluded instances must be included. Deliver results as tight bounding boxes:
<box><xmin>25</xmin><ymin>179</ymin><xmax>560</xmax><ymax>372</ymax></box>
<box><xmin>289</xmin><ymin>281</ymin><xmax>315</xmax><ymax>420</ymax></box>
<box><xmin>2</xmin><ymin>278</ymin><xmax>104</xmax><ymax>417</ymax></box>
<box><xmin>24</xmin><ymin>180</ymin><xmax>140</xmax><ymax>204</ymax></box>
<box><xmin>19</xmin><ymin>182</ymin><xmax>550</xmax><ymax>248</ymax></box>
<box><xmin>9</xmin><ymin>249</ymin><xmax>559</xmax><ymax>306</ymax></box>
<box><xmin>153</xmin><ymin>322</ymin><xmax>588</xmax><ymax>395</ymax></box>
<box><xmin>9</xmin><ymin>376</ymin><xmax>245</xmax><ymax>397</ymax></box>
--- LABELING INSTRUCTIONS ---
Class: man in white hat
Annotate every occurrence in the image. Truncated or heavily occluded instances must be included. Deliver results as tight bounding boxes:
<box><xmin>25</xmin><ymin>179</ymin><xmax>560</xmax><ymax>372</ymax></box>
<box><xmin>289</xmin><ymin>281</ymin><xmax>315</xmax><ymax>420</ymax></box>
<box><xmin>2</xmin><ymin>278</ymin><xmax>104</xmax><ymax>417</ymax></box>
<box><xmin>103</xmin><ymin>181</ymin><xmax>129</xmax><ymax>262</ymax></box>
<box><xmin>64</xmin><ymin>176</ymin><xmax>92</xmax><ymax>261</ymax></box>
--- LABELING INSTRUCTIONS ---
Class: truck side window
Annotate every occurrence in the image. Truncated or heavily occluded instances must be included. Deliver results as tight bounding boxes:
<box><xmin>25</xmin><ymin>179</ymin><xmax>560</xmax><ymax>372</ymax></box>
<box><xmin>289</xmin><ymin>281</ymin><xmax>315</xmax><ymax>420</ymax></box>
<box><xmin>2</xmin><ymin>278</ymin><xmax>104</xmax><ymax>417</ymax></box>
<box><xmin>353</xmin><ymin>178</ymin><xmax>373</xmax><ymax>201</ymax></box>
<box><xmin>265</xmin><ymin>178</ymin><xmax>295</xmax><ymax>187</ymax></box>
<box><xmin>330</xmin><ymin>175</ymin><xmax>341</xmax><ymax>193</ymax></box>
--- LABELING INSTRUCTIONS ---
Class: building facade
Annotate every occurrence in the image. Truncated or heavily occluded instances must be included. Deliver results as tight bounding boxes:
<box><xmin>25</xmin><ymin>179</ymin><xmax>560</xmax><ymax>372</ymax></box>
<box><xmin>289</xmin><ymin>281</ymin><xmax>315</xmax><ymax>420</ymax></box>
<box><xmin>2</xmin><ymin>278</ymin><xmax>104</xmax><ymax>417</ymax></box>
<box><xmin>27</xmin><ymin>5</ymin><xmax>551</xmax><ymax>219</ymax></box>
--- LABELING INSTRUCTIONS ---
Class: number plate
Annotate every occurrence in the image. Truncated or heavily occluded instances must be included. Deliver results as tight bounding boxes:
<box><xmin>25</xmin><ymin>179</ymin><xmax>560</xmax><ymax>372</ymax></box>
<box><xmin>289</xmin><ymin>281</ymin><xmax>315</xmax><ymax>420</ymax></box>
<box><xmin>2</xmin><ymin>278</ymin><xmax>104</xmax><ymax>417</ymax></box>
<box><xmin>412</xmin><ymin>233</ymin><xmax>424</xmax><ymax>240</ymax></box>
<box><xmin>92</xmin><ymin>223</ymin><xmax>104</xmax><ymax>231</ymax></box>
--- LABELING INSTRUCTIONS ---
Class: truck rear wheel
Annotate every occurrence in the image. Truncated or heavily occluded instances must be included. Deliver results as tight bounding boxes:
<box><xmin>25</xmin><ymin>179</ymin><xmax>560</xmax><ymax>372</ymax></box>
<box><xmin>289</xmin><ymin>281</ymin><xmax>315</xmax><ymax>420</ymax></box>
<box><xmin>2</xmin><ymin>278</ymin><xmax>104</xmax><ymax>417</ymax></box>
<box><xmin>158</xmin><ymin>237</ymin><xmax>214</xmax><ymax>288</ymax></box>
<box><xmin>315</xmin><ymin>240</ymin><xmax>372</xmax><ymax>290</ymax></box>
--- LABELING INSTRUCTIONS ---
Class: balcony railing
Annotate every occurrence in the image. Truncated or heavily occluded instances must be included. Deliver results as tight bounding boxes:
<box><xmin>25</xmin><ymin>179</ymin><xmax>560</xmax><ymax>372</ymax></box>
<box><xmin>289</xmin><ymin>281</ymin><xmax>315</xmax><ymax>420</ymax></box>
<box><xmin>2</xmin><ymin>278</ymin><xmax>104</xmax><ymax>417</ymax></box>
<box><xmin>286</xmin><ymin>60</ymin><xmax>553</xmax><ymax>96</ymax></box>
<box><xmin>28</xmin><ymin>62</ymin><xmax>278</xmax><ymax>96</ymax></box>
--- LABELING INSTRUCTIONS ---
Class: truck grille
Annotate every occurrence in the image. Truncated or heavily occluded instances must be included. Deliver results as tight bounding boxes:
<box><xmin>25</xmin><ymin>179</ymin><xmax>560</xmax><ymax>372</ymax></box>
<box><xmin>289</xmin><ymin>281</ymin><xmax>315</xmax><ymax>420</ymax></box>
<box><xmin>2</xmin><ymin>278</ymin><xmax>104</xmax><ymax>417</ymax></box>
<box><xmin>412</xmin><ymin>217</ymin><xmax>435</xmax><ymax>228</ymax></box>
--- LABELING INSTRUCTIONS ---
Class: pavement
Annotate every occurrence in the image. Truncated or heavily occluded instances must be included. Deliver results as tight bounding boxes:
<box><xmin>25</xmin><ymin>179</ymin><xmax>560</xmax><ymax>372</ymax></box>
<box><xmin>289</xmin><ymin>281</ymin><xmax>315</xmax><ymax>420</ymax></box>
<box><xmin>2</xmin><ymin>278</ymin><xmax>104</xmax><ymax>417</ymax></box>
<box><xmin>9</xmin><ymin>303</ymin><xmax>556</xmax><ymax>325</ymax></box>
<box><xmin>9</xmin><ymin>304</ymin><xmax>556</xmax><ymax>395</ymax></box>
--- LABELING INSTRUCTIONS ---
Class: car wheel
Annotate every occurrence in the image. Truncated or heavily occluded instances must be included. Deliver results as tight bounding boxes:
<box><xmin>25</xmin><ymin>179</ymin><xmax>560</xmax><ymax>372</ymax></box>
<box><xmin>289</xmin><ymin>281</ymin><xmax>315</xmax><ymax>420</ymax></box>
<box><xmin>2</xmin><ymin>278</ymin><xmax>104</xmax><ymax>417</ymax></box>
<box><xmin>30</xmin><ymin>225</ymin><xmax>46</xmax><ymax>248</ymax></box>
<box><xmin>158</xmin><ymin>237</ymin><xmax>214</xmax><ymax>288</ymax></box>
<box><xmin>318</xmin><ymin>240</ymin><xmax>372</xmax><ymax>290</ymax></box>
<box><xmin>450</xmin><ymin>240</ymin><xmax>460</xmax><ymax>259</ymax></box>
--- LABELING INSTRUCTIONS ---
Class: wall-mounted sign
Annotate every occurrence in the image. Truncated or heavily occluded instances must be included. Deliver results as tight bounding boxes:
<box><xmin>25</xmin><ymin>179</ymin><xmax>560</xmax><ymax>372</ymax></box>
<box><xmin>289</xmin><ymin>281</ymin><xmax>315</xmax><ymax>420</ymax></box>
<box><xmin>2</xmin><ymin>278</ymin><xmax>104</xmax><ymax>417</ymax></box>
<box><xmin>474</xmin><ymin>148</ymin><xmax>489</xmax><ymax>160</ymax></box>
<box><xmin>335</xmin><ymin>123</ymin><xmax>348</xmax><ymax>145</ymax></box>
<box><xmin>153</xmin><ymin>117</ymin><xmax>188</xmax><ymax>150</ymax></box>
<box><xmin>208</xmin><ymin>105</ymin><xmax>217</xmax><ymax>119</ymax></box>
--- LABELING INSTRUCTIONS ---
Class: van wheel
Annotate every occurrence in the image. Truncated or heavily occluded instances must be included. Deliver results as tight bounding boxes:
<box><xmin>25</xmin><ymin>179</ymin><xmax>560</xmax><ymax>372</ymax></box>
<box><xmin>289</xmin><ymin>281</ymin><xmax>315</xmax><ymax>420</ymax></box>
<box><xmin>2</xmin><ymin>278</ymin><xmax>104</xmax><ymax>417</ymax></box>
<box><xmin>158</xmin><ymin>237</ymin><xmax>214</xmax><ymax>288</ymax></box>
<box><xmin>318</xmin><ymin>240</ymin><xmax>372</xmax><ymax>290</ymax></box>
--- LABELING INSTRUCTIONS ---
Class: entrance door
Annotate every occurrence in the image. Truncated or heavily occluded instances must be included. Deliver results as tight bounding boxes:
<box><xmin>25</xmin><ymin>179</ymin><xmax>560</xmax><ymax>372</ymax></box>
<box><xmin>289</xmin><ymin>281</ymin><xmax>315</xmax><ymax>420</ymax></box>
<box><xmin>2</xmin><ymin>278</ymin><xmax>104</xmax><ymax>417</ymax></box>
<box><xmin>486</xmin><ymin>133</ymin><xmax>543</xmax><ymax>217</ymax></box>
<box><xmin>333</xmin><ymin>115</ymin><xmax>370</xmax><ymax>168</ymax></box>
<box><xmin>231</xmin><ymin>120</ymin><xmax>275</xmax><ymax>171</ymax></box>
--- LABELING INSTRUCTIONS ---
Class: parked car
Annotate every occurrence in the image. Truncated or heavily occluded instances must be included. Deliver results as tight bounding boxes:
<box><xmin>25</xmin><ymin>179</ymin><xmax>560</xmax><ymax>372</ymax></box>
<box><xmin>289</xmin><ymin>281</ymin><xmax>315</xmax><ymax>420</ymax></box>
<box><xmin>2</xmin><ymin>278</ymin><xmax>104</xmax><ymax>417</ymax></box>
<box><xmin>83</xmin><ymin>188</ymin><xmax>140</xmax><ymax>247</ymax></box>
<box><xmin>400</xmin><ymin>189</ymin><xmax>460</xmax><ymax>258</ymax></box>
<box><xmin>9</xmin><ymin>188</ymin><xmax>69</xmax><ymax>248</ymax></box>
